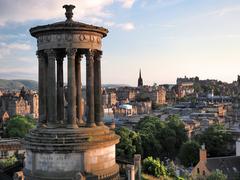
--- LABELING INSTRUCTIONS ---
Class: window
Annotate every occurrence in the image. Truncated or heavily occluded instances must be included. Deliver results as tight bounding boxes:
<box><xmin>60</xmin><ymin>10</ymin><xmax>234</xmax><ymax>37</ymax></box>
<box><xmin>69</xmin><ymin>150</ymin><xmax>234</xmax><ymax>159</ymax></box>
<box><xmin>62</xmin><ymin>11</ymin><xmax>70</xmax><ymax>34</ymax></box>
<box><xmin>197</xmin><ymin>168</ymin><xmax>200</xmax><ymax>174</ymax></box>
<box><xmin>203</xmin><ymin>170</ymin><xmax>206</xmax><ymax>176</ymax></box>
<box><xmin>0</xmin><ymin>151</ymin><xmax>8</xmax><ymax>158</ymax></box>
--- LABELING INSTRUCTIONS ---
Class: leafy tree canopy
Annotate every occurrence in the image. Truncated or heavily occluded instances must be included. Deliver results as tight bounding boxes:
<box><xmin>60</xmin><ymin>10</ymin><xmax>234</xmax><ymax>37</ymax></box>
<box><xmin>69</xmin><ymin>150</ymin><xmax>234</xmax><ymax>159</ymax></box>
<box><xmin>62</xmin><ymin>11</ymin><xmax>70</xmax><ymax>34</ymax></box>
<box><xmin>206</xmin><ymin>170</ymin><xmax>227</xmax><ymax>180</ymax></box>
<box><xmin>142</xmin><ymin>156</ymin><xmax>167</xmax><ymax>178</ymax></box>
<box><xmin>195</xmin><ymin>124</ymin><xmax>233</xmax><ymax>157</ymax></box>
<box><xmin>136</xmin><ymin>115</ymin><xmax>187</xmax><ymax>159</ymax></box>
<box><xmin>115</xmin><ymin>127</ymin><xmax>142</xmax><ymax>158</ymax></box>
<box><xmin>178</xmin><ymin>140</ymin><xmax>200</xmax><ymax>167</ymax></box>
<box><xmin>6</xmin><ymin>115</ymin><xmax>36</xmax><ymax>138</ymax></box>
<box><xmin>0</xmin><ymin>155</ymin><xmax>18</xmax><ymax>168</ymax></box>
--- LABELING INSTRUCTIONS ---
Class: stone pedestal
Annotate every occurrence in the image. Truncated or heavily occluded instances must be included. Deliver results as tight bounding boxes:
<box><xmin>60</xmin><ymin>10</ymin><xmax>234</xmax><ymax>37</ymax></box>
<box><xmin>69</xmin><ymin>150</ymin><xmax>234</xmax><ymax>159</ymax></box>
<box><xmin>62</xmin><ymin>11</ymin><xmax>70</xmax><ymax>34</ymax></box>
<box><xmin>24</xmin><ymin>126</ymin><xmax>119</xmax><ymax>180</ymax></box>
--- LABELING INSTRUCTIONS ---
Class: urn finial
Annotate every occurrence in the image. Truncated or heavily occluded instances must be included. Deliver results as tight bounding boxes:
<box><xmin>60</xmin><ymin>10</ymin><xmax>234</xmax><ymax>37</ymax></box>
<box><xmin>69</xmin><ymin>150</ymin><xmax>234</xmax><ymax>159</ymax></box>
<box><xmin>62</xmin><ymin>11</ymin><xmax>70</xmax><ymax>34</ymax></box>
<box><xmin>63</xmin><ymin>4</ymin><xmax>75</xmax><ymax>21</ymax></box>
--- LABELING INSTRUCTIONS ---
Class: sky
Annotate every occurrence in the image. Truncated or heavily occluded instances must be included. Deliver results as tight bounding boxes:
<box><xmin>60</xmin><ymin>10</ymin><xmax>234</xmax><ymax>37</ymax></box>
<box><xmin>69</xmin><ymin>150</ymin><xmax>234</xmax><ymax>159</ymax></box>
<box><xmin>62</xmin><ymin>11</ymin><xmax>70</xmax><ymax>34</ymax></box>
<box><xmin>0</xmin><ymin>0</ymin><xmax>240</xmax><ymax>86</ymax></box>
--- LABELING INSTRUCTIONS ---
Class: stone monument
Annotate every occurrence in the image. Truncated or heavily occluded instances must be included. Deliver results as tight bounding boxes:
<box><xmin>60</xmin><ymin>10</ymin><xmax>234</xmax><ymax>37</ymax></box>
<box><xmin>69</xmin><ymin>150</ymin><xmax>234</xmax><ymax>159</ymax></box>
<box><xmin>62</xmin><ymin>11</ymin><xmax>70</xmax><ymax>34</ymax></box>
<box><xmin>24</xmin><ymin>4</ymin><xmax>120</xmax><ymax>180</ymax></box>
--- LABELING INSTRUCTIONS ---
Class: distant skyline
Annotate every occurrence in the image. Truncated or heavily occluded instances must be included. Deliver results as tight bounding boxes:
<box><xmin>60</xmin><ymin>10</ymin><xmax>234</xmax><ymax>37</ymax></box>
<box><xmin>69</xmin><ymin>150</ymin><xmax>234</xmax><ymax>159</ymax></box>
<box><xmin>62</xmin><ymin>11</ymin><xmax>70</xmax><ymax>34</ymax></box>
<box><xmin>0</xmin><ymin>0</ymin><xmax>240</xmax><ymax>86</ymax></box>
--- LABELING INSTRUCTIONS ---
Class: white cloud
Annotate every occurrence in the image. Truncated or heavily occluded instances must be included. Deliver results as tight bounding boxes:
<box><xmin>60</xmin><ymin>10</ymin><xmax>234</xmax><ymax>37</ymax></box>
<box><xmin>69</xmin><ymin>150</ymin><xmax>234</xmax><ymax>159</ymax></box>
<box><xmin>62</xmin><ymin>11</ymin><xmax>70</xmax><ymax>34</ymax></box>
<box><xmin>157</xmin><ymin>0</ymin><xmax>185</xmax><ymax>7</ymax></box>
<box><xmin>224</xmin><ymin>34</ymin><xmax>240</xmax><ymax>38</ymax></box>
<box><xmin>117</xmin><ymin>22</ymin><xmax>135</xmax><ymax>31</ymax></box>
<box><xmin>0</xmin><ymin>34</ymin><xmax>27</xmax><ymax>41</ymax></box>
<box><xmin>209</xmin><ymin>6</ymin><xmax>240</xmax><ymax>16</ymax></box>
<box><xmin>117</xmin><ymin>0</ymin><xmax>135</xmax><ymax>8</ymax></box>
<box><xmin>5</xmin><ymin>43</ymin><xmax>31</xmax><ymax>50</ymax></box>
<box><xmin>0</xmin><ymin>0</ymin><xmax>114</xmax><ymax>26</ymax></box>
<box><xmin>0</xmin><ymin>0</ymin><xmax>137</xmax><ymax>26</ymax></box>
<box><xmin>0</xmin><ymin>42</ymin><xmax>31</xmax><ymax>58</ymax></box>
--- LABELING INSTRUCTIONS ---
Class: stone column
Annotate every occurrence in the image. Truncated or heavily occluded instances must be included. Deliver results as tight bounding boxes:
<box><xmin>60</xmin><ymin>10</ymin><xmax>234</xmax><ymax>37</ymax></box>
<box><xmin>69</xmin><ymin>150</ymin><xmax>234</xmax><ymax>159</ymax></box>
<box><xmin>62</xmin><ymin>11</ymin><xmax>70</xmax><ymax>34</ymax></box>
<box><xmin>44</xmin><ymin>49</ymin><xmax>57</xmax><ymax>127</ymax></box>
<box><xmin>76</xmin><ymin>54</ymin><xmax>85</xmax><ymax>126</ymax></box>
<box><xmin>57</xmin><ymin>53</ymin><xmax>65</xmax><ymax>124</ymax></box>
<box><xmin>127</xmin><ymin>165</ymin><xmax>135</xmax><ymax>180</ymax></box>
<box><xmin>85</xmin><ymin>49</ymin><xmax>96</xmax><ymax>127</ymax></box>
<box><xmin>67</xmin><ymin>48</ymin><xmax>78</xmax><ymax>128</ymax></box>
<box><xmin>36</xmin><ymin>50</ymin><xmax>47</xmax><ymax>127</ymax></box>
<box><xmin>94</xmin><ymin>51</ymin><xmax>104</xmax><ymax>126</ymax></box>
<box><xmin>134</xmin><ymin>154</ymin><xmax>141</xmax><ymax>180</ymax></box>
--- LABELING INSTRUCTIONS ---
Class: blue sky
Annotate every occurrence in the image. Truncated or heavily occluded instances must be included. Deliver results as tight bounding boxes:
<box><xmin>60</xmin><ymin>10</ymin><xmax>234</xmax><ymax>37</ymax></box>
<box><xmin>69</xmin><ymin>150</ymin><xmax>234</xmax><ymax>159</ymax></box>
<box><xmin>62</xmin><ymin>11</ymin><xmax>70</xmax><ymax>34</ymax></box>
<box><xmin>0</xmin><ymin>0</ymin><xmax>240</xmax><ymax>86</ymax></box>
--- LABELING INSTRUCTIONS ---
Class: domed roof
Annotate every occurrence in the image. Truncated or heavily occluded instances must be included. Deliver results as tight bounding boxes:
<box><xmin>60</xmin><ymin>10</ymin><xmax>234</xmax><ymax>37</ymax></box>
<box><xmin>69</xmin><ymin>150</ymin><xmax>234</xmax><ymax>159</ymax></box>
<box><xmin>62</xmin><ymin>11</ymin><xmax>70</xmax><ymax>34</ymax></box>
<box><xmin>30</xmin><ymin>4</ymin><xmax>108</xmax><ymax>38</ymax></box>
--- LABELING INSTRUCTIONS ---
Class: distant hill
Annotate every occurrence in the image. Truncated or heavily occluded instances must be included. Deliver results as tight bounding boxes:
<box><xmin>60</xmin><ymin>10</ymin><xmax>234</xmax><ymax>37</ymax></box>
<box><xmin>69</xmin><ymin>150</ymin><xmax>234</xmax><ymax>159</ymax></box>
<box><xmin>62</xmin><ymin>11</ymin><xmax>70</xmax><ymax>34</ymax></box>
<box><xmin>102</xmin><ymin>84</ymin><xmax>130</xmax><ymax>88</ymax></box>
<box><xmin>0</xmin><ymin>79</ymin><xmax>38</xmax><ymax>90</ymax></box>
<box><xmin>0</xmin><ymin>79</ymin><xmax>129</xmax><ymax>91</ymax></box>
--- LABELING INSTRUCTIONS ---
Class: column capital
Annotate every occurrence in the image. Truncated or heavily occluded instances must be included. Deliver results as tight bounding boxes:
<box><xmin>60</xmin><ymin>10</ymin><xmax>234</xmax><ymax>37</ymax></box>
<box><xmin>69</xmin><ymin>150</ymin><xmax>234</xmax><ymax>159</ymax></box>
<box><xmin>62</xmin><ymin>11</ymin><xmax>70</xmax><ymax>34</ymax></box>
<box><xmin>36</xmin><ymin>50</ymin><xmax>45</xmax><ymax>58</ymax></box>
<box><xmin>86</xmin><ymin>49</ymin><xmax>95</xmax><ymax>60</ymax></box>
<box><xmin>44</xmin><ymin>49</ymin><xmax>56</xmax><ymax>58</ymax></box>
<box><xmin>66</xmin><ymin>48</ymin><xmax>77</xmax><ymax>57</ymax></box>
<box><xmin>56</xmin><ymin>50</ymin><xmax>66</xmax><ymax>61</ymax></box>
<box><xmin>76</xmin><ymin>54</ymin><xmax>83</xmax><ymax>61</ymax></box>
<box><xmin>94</xmin><ymin>50</ymin><xmax>102</xmax><ymax>58</ymax></box>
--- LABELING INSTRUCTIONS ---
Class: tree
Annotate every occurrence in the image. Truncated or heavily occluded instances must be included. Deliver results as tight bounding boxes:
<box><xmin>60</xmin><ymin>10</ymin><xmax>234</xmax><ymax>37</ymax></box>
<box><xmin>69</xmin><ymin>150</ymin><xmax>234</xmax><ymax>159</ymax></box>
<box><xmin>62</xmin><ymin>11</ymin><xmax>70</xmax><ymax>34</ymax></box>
<box><xmin>178</xmin><ymin>141</ymin><xmax>200</xmax><ymax>167</ymax></box>
<box><xmin>136</xmin><ymin>115</ymin><xmax>187</xmax><ymax>159</ymax></box>
<box><xmin>136</xmin><ymin>116</ymin><xmax>164</xmax><ymax>158</ymax></box>
<box><xmin>167</xmin><ymin>161</ymin><xmax>177</xmax><ymax>177</ymax></box>
<box><xmin>6</xmin><ymin>115</ymin><xmax>36</xmax><ymax>138</ymax></box>
<box><xmin>196</xmin><ymin>124</ymin><xmax>233</xmax><ymax>157</ymax></box>
<box><xmin>0</xmin><ymin>155</ymin><xmax>18</xmax><ymax>168</ymax></box>
<box><xmin>115</xmin><ymin>127</ymin><xmax>142</xmax><ymax>158</ymax></box>
<box><xmin>165</xmin><ymin>115</ymin><xmax>188</xmax><ymax>156</ymax></box>
<box><xmin>206</xmin><ymin>170</ymin><xmax>227</xmax><ymax>180</ymax></box>
<box><xmin>142</xmin><ymin>156</ymin><xmax>167</xmax><ymax>178</ymax></box>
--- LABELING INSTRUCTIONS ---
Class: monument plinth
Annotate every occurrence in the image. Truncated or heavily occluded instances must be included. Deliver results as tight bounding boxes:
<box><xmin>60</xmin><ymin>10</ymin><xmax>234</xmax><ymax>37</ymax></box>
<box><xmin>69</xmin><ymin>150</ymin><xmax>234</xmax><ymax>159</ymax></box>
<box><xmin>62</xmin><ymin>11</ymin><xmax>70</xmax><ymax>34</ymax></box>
<box><xmin>24</xmin><ymin>5</ymin><xmax>120</xmax><ymax>180</ymax></box>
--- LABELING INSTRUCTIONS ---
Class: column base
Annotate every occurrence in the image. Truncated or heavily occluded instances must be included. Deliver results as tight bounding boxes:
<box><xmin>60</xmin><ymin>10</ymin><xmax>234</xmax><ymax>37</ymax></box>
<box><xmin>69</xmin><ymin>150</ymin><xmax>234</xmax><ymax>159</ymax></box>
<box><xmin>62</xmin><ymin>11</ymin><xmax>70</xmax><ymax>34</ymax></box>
<box><xmin>66</xmin><ymin>124</ymin><xmax>79</xmax><ymax>129</ymax></box>
<box><xmin>77</xmin><ymin>119</ymin><xmax>85</xmax><ymax>126</ymax></box>
<box><xmin>86</xmin><ymin>122</ymin><xmax>96</xmax><ymax>127</ymax></box>
<box><xmin>37</xmin><ymin>123</ymin><xmax>47</xmax><ymax>128</ymax></box>
<box><xmin>96</xmin><ymin>121</ymin><xmax>104</xmax><ymax>126</ymax></box>
<box><xmin>47</xmin><ymin>123</ymin><xmax>59</xmax><ymax>129</ymax></box>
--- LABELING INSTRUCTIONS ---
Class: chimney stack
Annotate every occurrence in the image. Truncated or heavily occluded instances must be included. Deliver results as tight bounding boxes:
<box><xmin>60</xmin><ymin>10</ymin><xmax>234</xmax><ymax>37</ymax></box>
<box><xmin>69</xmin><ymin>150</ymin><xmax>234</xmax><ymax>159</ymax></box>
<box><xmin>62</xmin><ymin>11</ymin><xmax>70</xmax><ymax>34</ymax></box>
<box><xmin>200</xmin><ymin>144</ymin><xmax>207</xmax><ymax>161</ymax></box>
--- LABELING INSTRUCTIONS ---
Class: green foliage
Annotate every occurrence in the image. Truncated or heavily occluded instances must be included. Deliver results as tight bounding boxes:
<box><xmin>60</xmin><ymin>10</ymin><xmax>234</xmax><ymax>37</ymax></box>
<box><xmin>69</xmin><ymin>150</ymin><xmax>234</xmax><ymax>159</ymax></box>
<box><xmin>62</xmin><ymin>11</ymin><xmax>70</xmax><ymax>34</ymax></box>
<box><xmin>142</xmin><ymin>156</ymin><xmax>167</xmax><ymax>178</ymax></box>
<box><xmin>136</xmin><ymin>115</ymin><xmax>187</xmax><ymax>159</ymax></box>
<box><xmin>115</xmin><ymin>127</ymin><xmax>142</xmax><ymax>158</ymax></box>
<box><xmin>136</xmin><ymin>116</ymin><xmax>164</xmax><ymax>158</ymax></box>
<box><xmin>195</xmin><ymin>124</ymin><xmax>233</xmax><ymax>157</ymax></box>
<box><xmin>206</xmin><ymin>170</ymin><xmax>227</xmax><ymax>180</ymax></box>
<box><xmin>178</xmin><ymin>141</ymin><xmax>200</xmax><ymax>167</ymax></box>
<box><xmin>167</xmin><ymin>161</ymin><xmax>177</xmax><ymax>177</ymax></box>
<box><xmin>6</xmin><ymin>115</ymin><xmax>36</xmax><ymax>138</ymax></box>
<box><xmin>0</xmin><ymin>155</ymin><xmax>18</xmax><ymax>168</ymax></box>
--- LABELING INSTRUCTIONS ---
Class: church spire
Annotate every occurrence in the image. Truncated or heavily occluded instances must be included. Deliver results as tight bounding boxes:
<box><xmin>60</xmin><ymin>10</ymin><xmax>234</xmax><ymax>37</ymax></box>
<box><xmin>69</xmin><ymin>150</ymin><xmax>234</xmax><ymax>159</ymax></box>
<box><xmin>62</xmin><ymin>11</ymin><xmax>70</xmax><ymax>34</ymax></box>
<box><xmin>138</xmin><ymin>69</ymin><xmax>143</xmax><ymax>87</ymax></box>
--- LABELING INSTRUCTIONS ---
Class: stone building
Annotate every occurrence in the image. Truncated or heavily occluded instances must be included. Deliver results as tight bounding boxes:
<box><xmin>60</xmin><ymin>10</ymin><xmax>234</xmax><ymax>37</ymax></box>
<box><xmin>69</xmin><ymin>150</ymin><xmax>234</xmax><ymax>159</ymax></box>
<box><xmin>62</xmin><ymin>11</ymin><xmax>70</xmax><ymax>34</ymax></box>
<box><xmin>102</xmin><ymin>89</ymin><xmax>117</xmax><ymax>108</ymax></box>
<box><xmin>0</xmin><ymin>139</ymin><xmax>24</xmax><ymax>160</ymax></box>
<box><xmin>192</xmin><ymin>144</ymin><xmax>240</xmax><ymax>179</ymax></box>
<box><xmin>177</xmin><ymin>82</ymin><xmax>194</xmax><ymax>98</ymax></box>
<box><xmin>114</xmin><ymin>104</ymin><xmax>136</xmax><ymax>117</ymax></box>
<box><xmin>137</xmin><ymin>86</ymin><xmax>166</xmax><ymax>105</ymax></box>
<box><xmin>132</xmin><ymin>101</ymin><xmax>151</xmax><ymax>114</ymax></box>
<box><xmin>24</xmin><ymin>5</ymin><xmax>119</xmax><ymax>179</ymax></box>
<box><xmin>116</xmin><ymin>87</ymin><xmax>136</xmax><ymax>102</ymax></box>
<box><xmin>0</xmin><ymin>87</ymin><xmax>39</xmax><ymax>119</ymax></box>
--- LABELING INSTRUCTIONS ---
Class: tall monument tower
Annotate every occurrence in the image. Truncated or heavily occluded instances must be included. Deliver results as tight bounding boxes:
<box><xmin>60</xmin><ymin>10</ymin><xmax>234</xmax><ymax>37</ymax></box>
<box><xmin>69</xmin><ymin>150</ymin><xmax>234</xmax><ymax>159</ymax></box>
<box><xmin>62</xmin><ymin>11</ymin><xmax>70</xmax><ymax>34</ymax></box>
<box><xmin>24</xmin><ymin>5</ymin><xmax>119</xmax><ymax>180</ymax></box>
<box><xmin>138</xmin><ymin>69</ymin><xmax>143</xmax><ymax>87</ymax></box>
